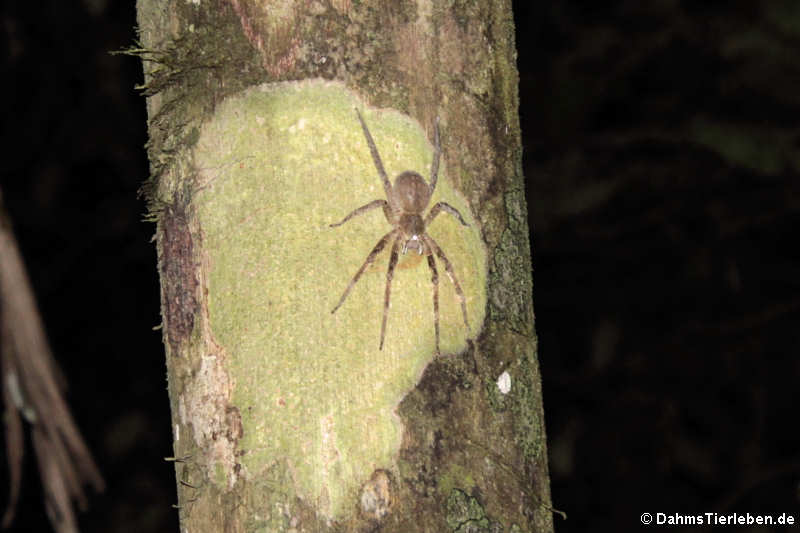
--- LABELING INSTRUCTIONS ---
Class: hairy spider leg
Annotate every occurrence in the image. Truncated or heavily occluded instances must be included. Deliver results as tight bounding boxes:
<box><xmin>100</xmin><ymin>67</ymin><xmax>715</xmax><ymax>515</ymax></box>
<box><xmin>329</xmin><ymin>199</ymin><xmax>392</xmax><ymax>228</ymax></box>
<box><xmin>379</xmin><ymin>236</ymin><xmax>402</xmax><ymax>350</ymax></box>
<box><xmin>424</xmin><ymin>201</ymin><xmax>469</xmax><ymax>228</ymax></box>
<box><xmin>423</xmin><ymin>235</ymin><xmax>470</xmax><ymax>331</ymax></box>
<box><xmin>355</xmin><ymin>109</ymin><xmax>392</xmax><ymax>200</ymax></box>
<box><xmin>429</xmin><ymin>116</ymin><xmax>441</xmax><ymax>193</ymax></box>
<box><xmin>424</xmin><ymin>245</ymin><xmax>441</xmax><ymax>355</ymax></box>
<box><xmin>331</xmin><ymin>228</ymin><xmax>399</xmax><ymax>315</ymax></box>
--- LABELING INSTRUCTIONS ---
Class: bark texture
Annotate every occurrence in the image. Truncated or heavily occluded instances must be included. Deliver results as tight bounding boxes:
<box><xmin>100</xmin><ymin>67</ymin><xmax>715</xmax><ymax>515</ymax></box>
<box><xmin>136</xmin><ymin>0</ymin><xmax>552</xmax><ymax>531</ymax></box>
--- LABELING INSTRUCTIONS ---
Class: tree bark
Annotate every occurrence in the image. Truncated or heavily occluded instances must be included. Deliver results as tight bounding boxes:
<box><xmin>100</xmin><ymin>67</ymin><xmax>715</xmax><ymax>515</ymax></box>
<box><xmin>136</xmin><ymin>1</ymin><xmax>552</xmax><ymax>531</ymax></box>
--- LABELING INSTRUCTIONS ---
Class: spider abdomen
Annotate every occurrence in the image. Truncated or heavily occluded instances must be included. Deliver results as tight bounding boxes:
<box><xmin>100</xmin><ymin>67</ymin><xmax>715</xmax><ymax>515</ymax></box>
<box><xmin>392</xmin><ymin>171</ymin><xmax>432</xmax><ymax>212</ymax></box>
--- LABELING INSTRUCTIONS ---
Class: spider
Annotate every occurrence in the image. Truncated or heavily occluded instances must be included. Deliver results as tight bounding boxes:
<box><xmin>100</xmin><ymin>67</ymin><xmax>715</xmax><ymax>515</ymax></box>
<box><xmin>330</xmin><ymin>109</ymin><xmax>471</xmax><ymax>355</ymax></box>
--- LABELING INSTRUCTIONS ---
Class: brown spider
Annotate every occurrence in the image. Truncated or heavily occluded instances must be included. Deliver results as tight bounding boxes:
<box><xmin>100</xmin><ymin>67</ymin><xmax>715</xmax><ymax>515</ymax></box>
<box><xmin>330</xmin><ymin>109</ymin><xmax>470</xmax><ymax>355</ymax></box>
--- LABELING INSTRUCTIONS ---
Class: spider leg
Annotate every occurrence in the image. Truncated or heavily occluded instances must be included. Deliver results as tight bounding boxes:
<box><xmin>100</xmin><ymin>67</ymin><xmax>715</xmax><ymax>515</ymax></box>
<box><xmin>330</xmin><ymin>199</ymin><xmax>391</xmax><ymax>227</ymax></box>
<box><xmin>423</xmin><ymin>235</ymin><xmax>470</xmax><ymax>331</ymax></box>
<box><xmin>424</xmin><ymin>243</ymin><xmax>440</xmax><ymax>355</ymax></box>
<box><xmin>424</xmin><ymin>201</ymin><xmax>469</xmax><ymax>228</ymax></box>
<box><xmin>355</xmin><ymin>109</ymin><xmax>393</xmax><ymax>201</ymax></box>
<box><xmin>380</xmin><ymin>235</ymin><xmax>402</xmax><ymax>350</ymax></box>
<box><xmin>429</xmin><ymin>116</ymin><xmax>441</xmax><ymax>194</ymax></box>
<box><xmin>332</xmin><ymin>229</ymin><xmax>398</xmax><ymax>315</ymax></box>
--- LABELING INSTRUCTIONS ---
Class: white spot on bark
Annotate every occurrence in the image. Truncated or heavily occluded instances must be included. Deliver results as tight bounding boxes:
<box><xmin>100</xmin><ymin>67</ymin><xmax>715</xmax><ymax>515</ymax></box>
<box><xmin>497</xmin><ymin>370</ymin><xmax>511</xmax><ymax>394</ymax></box>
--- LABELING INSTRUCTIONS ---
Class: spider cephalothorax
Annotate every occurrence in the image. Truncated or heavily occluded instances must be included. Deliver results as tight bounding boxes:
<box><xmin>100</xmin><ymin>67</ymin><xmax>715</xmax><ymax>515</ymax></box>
<box><xmin>330</xmin><ymin>109</ymin><xmax>470</xmax><ymax>355</ymax></box>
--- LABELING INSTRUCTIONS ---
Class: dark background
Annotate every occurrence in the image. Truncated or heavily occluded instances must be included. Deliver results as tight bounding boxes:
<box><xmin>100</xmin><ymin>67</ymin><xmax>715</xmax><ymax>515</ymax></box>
<box><xmin>1</xmin><ymin>1</ymin><xmax>798</xmax><ymax>531</ymax></box>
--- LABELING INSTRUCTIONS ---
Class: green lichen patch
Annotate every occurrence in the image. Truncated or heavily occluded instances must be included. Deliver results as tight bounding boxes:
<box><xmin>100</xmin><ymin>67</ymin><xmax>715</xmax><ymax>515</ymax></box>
<box><xmin>446</xmin><ymin>488</ymin><xmax>500</xmax><ymax>532</ymax></box>
<box><xmin>193</xmin><ymin>79</ymin><xmax>487</xmax><ymax>518</ymax></box>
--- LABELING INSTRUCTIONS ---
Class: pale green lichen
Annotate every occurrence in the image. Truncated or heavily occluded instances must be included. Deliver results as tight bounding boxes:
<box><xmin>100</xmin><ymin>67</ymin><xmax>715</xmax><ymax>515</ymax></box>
<box><xmin>446</xmin><ymin>488</ymin><xmax>498</xmax><ymax>532</ymax></box>
<box><xmin>193</xmin><ymin>79</ymin><xmax>487</xmax><ymax>518</ymax></box>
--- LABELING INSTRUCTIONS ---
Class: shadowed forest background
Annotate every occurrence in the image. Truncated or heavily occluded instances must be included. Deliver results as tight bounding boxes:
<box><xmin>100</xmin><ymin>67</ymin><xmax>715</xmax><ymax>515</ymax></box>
<box><xmin>1</xmin><ymin>1</ymin><xmax>798</xmax><ymax>531</ymax></box>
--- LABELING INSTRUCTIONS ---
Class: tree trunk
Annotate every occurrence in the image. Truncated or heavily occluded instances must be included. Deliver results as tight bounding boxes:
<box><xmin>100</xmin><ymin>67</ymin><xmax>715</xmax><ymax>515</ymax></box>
<box><xmin>136</xmin><ymin>0</ymin><xmax>552</xmax><ymax>531</ymax></box>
